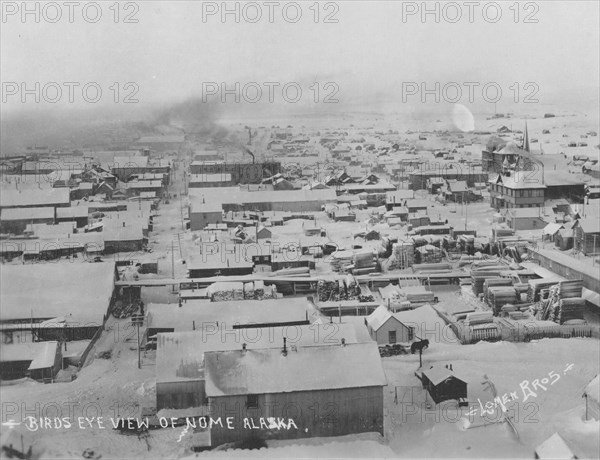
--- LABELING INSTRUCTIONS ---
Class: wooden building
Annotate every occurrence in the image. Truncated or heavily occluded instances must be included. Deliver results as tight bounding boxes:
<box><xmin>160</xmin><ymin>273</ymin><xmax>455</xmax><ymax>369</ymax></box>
<box><xmin>365</xmin><ymin>305</ymin><xmax>414</xmax><ymax>345</ymax></box>
<box><xmin>189</xmin><ymin>201</ymin><xmax>223</xmax><ymax>232</ymax></box>
<box><xmin>204</xmin><ymin>342</ymin><xmax>386</xmax><ymax>447</ymax></box>
<box><xmin>574</xmin><ymin>218</ymin><xmax>600</xmax><ymax>255</ymax></box>
<box><xmin>503</xmin><ymin>208</ymin><xmax>549</xmax><ymax>231</ymax></box>
<box><xmin>0</xmin><ymin>207</ymin><xmax>55</xmax><ymax>234</ymax></box>
<box><xmin>488</xmin><ymin>173</ymin><xmax>546</xmax><ymax>209</ymax></box>
<box><xmin>0</xmin><ymin>341</ymin><xmax>62</xmax><ymax>382</ymax></box>
<box><xmin>420</xmin><ymin>364</ymin><xmax>467</xmax><ymax>404</ymax></box>
<box><xmin>155</xmin><ymin>323</ymin><xmax>359</xmax><ymax>411</ymax></box>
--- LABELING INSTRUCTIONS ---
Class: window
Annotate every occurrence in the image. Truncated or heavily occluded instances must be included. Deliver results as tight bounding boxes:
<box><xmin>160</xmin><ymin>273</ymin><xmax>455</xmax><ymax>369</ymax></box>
<box><xmin>388</xmin><ymin>331</ymin><xmax>397</xmax><ymax>344</ymax></box>
<box><xmin>246</xmin><ymin>395</ymin><xmax>259</xmax><ymax>409</ymax></box>
<box><xmin>528</xmin><ymin>190</ymin><xmax>533</xmax><ymax>197</ymax></box>
<box><xmin>408</xmin><ymin>327</ymin><xmax>414</xmax><ymax>341</ymax></box>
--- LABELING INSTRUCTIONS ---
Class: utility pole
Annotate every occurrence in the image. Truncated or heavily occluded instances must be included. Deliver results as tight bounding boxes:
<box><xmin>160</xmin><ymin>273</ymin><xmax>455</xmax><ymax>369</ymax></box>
<box><xmin>177</xmin><ymin>233</ymin><xmax>183</xmax><ymax>259</ymax></box>
<box><xmin>171</xmin><ymin>240</ymin><xmax>175</xmax><ymax>280</ymax></box>
<box><xmin>132</xmin><ymin>314</ymin><xmax>143</xmax><ymax>369</ymax></box>
<box><xmin>464</xmin><ymin>191</ymin><xmax>468</xmax><ymax>231</ymax></box>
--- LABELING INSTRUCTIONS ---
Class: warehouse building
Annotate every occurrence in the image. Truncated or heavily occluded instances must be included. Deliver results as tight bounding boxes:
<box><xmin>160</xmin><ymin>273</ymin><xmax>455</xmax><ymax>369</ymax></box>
<box><xmin>0</xmin><ymin>262</ymin><xmax>117</xmax><ymax>342</ymax></box>
<box><xmin>155</xmin><ymin>323</ymin><xmax>359</xmax><ymax>410</ymax></box>
<box><xmin>189</xmin><ymin>187</ymin><xmax>337</xmax><ymax>214</ymax></box>
<box><xmin>204</xmin><ymin>341</ymin><xmax>386</xmax><ymax>446</ymax></box>
<box><xmin>146</xmin><ymin>297</ymin><xmax>317</xmax><ymax>337</ymax></box>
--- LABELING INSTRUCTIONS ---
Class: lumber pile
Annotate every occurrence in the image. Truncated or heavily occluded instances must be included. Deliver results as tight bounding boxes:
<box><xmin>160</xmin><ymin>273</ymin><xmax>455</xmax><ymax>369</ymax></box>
<box><xmin>488</xmin><ymin>286</ymin><xmax>518</xmax><ymax>315</ymax></box>
<box><xmin>330</xmin><ymin>250</ymin><xmax>354</xmax><ymax>273</ymax></box>
<box><xmin>556</xmin><ymin>280</ymin><xmax>583</xmax><ymax>299</ymax></box>
<box><xmin>352</xmin><ymin>251</ymin><xmax>377</xmax><ymax>275</ymax></box>
<box><xmin>207</xmin><ymin>282</ymin><xmax>244</xmax><ymax>301</ymax></box>
<box><xmin>386</xmin><ymin>241</ymin><xmax>415</xmax><ymax>270</ymax></box>
<box><xmin>416</xmin><ymin>245</ymin><xmax>443</xmax><ymax>263</ymax></box>
<box><xmin>412</xmin><ymin>262</ymin><xmax>452</xmax><ymax>273</ymax></box>
<box><xmin>552</xmin><ymin>297</ymin><xmax>586</xmax><ymax>324</ymax></box>
<box><xmin>527</xmin><ymin>278</ymin><xmax>562</xmax><ymax>302</ymax></box>
<box><xmin>471</xmin><ymin>270</ymin><xmax>502</xmax><ymax>296</ymax></box>
<box><xmin>463</xmin><ymin>311</ymin><xmax>494</xmax><ymax>326</ymax></box>
<box><xmin>317</xmin><ymin>277</ymin><xmax>364</xmax><ymax>302</ymax></box>
<box><xmin>483</xmin><ymin>278</ymin><xmax>513</xmax><ymax>306</ymax></box>
<box><xmin>403</xmin><ymin>286</ymin><xmax>435</xmax><ymax>304</ymax></box>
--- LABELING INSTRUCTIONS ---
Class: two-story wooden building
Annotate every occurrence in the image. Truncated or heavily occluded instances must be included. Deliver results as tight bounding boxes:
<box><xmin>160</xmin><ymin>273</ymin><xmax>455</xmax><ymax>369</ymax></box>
<box><xmin>488</xmin><ymin>173</ymin><xmax>546</xmax><ymax>210</ymax></box>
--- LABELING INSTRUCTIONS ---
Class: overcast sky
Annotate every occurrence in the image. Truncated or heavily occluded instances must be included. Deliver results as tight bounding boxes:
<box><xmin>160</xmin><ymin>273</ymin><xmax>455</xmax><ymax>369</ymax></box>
<box><xmin>1</xmin><ymin>1</ymin><xmax>599</xmax><ymax>116</ymax></box>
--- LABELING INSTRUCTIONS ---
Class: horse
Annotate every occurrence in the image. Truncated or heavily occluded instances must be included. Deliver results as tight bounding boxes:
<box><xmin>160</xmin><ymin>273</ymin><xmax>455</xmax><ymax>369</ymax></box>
<box><xmin>411</xmin><ymin>339</ymin><xmax>430</xmax><ymax>354</ymax></box>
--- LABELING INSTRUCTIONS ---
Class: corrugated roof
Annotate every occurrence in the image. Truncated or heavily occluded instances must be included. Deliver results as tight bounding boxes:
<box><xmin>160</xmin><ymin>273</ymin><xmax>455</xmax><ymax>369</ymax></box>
<box><xmin>204</xmin><ymin>342</ymin><xmax>386</xmax><ymax>397</ymax></box>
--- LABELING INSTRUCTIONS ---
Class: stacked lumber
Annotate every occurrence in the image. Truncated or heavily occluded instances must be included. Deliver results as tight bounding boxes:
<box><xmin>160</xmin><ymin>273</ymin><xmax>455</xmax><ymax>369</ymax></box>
<box><xmin>417</xmin><ymin>245</ymin><xmax>443</xmax><ymax>264</ymax></box>
<box><xmin>352</xmin><ymin>251</ymin><xmax>377</xmax><ymax>275</ymax></box>
<box><xmin>387</xmin><ymin>241</ymin><xmax>415</xmax><ymax>270</ymax></box>
<box><xmin>483</xmin><ymin>278</ymin><xmax>513</xmax><ymax>306</ymax></box>
<box><xmin>330</xmin><ymin>250</ymin><xmax>354</xmax><ymax>272</ymax></box>
<box><xmin>463</xmin><ymin>311</ymin><xmax>494</xmax><ymax>326</ymax></box>
<box><xmin>412</xmin><ymin>262</ymin><xmax>452</xmax><ymax>273</ymax></box>
<box><xmin>488</xmin><ymin>286</ymin><xmax>518</xmax><ymax>315</ymax></box>
<box><xmin>345</xmin><ymin>274</ymin><xmax>360</xmax><ymax>298</ymax></box>
<box><xmin>318</xmin><ymin>277</ymin><xmax>364</xmax><ymax>302</ymax></box>
<box><xmin>508</xmin><ymin>311</ymin><xmax>530</xmax><ymax>320</ymax></box>
<box><xmin>207</xmin><ymin>282</ymin><xmax>244</xmax><ymax>301</ymax></box>
<box><xmin>552</xmin><ymin>297</ymin><xmax>586</xmax><ymax>324</ymax></box>
<box><xmin>556</xmin><ymin>280</ymin><xmax>583</xmax><ymax>299</ymax></box>
<box><xmin>527</xmin><ymin>278</ymin><xmax>561</xmax><ymax>302</ymax></box>
<box><xmin>471</xmin><ymin>270</ymin><xmax>502</xmax><ymax>296</ymax></box>
<box><xmin>318</xmin><ymin>280</ymin><xmax>339</xmax><ymax>302</ymax></box>
<box><xmin>254</xmin><ymin>280</ymin><xmax>265</xmax><ymax>298</ymax></box>
<box><xmin>403</xmin><ymin>286</ymin><xmax>435</xmax><ymax>304</ymax></box>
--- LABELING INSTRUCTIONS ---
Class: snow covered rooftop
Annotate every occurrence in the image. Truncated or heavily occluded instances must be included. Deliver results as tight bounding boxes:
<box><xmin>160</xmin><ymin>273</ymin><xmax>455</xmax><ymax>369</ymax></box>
<box><xmin>155</xmin><ymin>323</ymin><xmax>360</xmax><ymax>384</ymax></box>
<box><xmin>147</xmin><ymin>298</ymin><xmax>319</xmax><ymax>332</ymax></box>
<box><xmin>204</xmin><ymin>342</ymin><xmax>386</xmax><ymax>397</ymax></box>
<box><xmin>0</xmin><ymin>262</ymin><xmax>115</xmax><ymax>323</ymax></box>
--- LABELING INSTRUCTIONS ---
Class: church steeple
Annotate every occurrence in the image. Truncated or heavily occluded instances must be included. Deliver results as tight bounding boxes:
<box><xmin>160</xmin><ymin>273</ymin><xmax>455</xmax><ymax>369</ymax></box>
<box><xmin>522</xmin><ymin>122</ymin><xmax>530</xmax><ymax>153</ymax></box>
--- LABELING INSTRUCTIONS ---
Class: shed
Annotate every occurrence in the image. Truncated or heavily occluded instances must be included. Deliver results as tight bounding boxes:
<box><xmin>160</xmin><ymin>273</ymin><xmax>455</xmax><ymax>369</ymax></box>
<box><xmin>574</xmin><ymin>218</ymin><xmax>600</xmax><ymax>255</ymax></box>
<box><xmin>256</xmin><ymin>226</ymin><xmax>272</xmax><ymax>240</ymax></box>
<box><xmin>365</xmin><ymin>305</ymin><xmax>415</xmax><ymax>345</ymax></box>
<box><xmin>0</xmin><ymin>341</ymin><xmax>62</xmax><ymax>382</ymax></box>
<box><xmin>420</xmin><ymin>364</ymin><xmax>467</xmax><ymax>404</ymax></box>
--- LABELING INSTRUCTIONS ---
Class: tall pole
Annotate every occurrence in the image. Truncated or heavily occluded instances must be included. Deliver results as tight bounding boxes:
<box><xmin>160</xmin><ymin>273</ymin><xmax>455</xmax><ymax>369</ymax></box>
<box><xmin>464</xmin><ymin>191</ymin><xmax>468</xmax><ymax>231</ymax></box>
<box><xmin>137</xmin><ymin>320</ymin><xmax>141</xmax><ymax>369</ymax></box>
<box><xmin>171</xmin><ymin>240</ymin><xmax>175</xmax><ymax>279</ymax></box>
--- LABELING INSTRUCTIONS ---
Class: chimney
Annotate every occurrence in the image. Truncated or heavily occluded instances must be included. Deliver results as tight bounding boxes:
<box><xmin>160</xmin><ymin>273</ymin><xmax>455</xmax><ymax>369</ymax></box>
<box><xmin>282</xmin><ymin>337</ymin><xmax>287</xmax><ymax>356</ymax></box>
<box><xmin>192</xmin><ymin>320</ymin><xmax>195</xmax><ymax>330</ymax></box>
<box><xmin>341</xmin><ymin>338</ymin><xmax>346</xmax><ymax>347</ymax></box>
<box><xmin>242</xmin><ymin>343</ymin><xmax>247</xmax><ymax>353</ymax></box>
<box><xmin>449</xmin><ymin>364</ymin><xmax>453</xmax><ymax>371</ymax></box>
<box><xmin>122</xmin><ymin>221</ymin><xmax>125</xmax><ymax>227</ymax></box>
